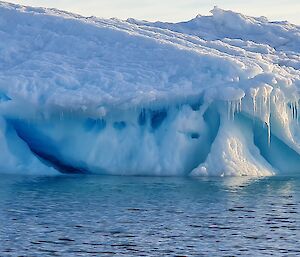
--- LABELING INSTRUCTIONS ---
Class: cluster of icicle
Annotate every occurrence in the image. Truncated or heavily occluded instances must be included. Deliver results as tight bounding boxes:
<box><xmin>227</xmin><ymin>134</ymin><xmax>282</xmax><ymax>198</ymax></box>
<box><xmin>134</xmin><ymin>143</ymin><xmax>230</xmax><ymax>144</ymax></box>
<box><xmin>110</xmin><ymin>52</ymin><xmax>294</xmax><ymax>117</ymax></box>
<box><xmin>226</xmin><ymin>85</ymin><xmax>299</xmax><ymax>145</ymax></box>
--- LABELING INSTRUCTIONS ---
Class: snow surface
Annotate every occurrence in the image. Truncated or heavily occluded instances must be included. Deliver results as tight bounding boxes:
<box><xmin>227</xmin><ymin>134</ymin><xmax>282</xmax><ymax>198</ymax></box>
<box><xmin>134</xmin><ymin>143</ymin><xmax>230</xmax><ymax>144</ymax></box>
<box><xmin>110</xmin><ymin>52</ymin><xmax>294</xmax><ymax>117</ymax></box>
<box><xmin>0</xmin><ymin>2</ymin><xmax>300</xmax><ymax>176</ymax></box>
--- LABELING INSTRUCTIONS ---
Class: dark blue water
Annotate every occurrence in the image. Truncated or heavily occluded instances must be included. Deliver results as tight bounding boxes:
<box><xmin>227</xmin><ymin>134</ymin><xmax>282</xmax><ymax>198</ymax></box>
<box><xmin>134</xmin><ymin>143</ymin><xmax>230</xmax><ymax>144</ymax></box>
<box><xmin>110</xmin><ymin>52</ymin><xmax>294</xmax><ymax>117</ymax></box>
<box><xmin>0</xmin><ymin>175</ymin><xmax>299</xmax><ymax>256</ymax></box>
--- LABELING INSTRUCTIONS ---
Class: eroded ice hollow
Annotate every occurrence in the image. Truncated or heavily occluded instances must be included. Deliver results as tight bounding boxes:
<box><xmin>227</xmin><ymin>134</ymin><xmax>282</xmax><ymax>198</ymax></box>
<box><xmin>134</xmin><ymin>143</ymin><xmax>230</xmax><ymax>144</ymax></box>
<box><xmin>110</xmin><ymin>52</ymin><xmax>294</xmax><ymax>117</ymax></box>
<box><xmin>0</xmin><ymin>2</ymin><xmax>300</xmax><ymax>176</ymax></box>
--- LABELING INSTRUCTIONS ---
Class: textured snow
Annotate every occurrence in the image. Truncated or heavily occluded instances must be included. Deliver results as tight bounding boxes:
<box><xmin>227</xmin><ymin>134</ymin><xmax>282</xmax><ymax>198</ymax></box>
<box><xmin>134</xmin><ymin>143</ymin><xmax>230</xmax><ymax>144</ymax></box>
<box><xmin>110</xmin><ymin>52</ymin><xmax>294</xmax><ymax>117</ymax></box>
<box><xmin>0</xmin><ymin>2</ymin><xmax>299</xmax><ymax>176</ymax></box>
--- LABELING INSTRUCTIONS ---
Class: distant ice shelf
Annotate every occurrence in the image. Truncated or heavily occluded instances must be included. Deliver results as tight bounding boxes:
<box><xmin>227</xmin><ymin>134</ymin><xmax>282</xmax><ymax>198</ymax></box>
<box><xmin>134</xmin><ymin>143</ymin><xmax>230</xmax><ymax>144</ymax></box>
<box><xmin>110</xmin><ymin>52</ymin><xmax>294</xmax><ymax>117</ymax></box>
<box><xmin>0</xmin><ymin>1</ymin><xmax>300</xmax><ymax>176</ymax></box>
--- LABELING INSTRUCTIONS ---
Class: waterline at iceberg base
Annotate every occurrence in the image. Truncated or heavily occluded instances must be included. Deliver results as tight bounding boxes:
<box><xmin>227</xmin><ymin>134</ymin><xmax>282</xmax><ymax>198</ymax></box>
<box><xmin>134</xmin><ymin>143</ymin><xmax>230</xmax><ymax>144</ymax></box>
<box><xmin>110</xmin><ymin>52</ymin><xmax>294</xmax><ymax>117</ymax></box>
<box><xmin>0</xmin><ymin>2</ymin><xmax>300</xmax><ymax>176</ymax></box>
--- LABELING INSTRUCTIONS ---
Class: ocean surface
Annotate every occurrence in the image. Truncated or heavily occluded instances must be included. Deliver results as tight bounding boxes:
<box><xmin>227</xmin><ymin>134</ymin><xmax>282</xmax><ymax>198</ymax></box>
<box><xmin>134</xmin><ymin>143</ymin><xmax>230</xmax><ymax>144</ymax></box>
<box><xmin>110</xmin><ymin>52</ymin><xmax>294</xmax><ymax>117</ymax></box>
<box><xmin>0</xmin><ymin>174</ymin><xmax>299</xmax><ymax>256</ymax></box>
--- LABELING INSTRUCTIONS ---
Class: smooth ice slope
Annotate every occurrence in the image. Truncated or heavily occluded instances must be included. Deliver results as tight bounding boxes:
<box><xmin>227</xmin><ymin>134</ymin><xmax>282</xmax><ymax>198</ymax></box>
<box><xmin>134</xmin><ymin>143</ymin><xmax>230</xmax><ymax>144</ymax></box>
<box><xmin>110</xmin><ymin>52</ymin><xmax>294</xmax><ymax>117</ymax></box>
<box><xmin>0</xmin><ymin>2</ymin><xmax>299</xmax><ymax>176</ymax></box>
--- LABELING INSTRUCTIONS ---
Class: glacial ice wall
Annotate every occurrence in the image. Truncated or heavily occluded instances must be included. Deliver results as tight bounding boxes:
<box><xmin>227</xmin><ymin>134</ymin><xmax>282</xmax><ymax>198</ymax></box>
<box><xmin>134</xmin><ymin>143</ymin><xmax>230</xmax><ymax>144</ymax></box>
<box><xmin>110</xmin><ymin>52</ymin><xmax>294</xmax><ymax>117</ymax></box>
<box><xmin>0</xmin><ymin>2</ymin><xmax>300</xmax><ymax>176</ymax></box>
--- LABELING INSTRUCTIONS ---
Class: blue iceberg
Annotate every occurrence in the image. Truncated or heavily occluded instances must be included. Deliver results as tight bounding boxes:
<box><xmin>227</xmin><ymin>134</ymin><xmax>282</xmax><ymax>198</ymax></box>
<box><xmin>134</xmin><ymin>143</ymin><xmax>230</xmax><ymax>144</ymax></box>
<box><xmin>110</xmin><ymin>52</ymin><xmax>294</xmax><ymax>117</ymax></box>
<box><xmin>0</xmin><ymin>2</ymin><xmax>299</xmax><ymax>176</ymax></box>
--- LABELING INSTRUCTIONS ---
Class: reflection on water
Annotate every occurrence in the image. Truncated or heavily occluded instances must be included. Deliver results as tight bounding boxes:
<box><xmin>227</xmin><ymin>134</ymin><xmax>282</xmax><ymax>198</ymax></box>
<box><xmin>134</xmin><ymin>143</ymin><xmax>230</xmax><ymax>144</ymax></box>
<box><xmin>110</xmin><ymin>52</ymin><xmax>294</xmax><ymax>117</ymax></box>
<box><xmin>0</xmin><ymin>174</ymin><xmax>299</xmax><ymax>256</ymax></box>
<box><xmin>221</xmin><ymin>176</ymin><xmax>262</xmax><ymax>188</ymax></box>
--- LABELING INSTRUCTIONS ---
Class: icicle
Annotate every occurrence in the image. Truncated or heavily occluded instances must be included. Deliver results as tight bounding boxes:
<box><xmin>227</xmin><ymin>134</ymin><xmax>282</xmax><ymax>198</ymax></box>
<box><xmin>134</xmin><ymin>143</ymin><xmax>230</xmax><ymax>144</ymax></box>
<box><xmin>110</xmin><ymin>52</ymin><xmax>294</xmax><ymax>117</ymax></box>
<box><xmin>249</xmin><ymin>88</ymin><xmax>258</xmax><ymax>115</ymax></box>
<box><xmin>263</xmin><ymin>95</ymin><xmax>271</xmax><ymax>146</ymax></box>
<box><xmin>267</xmin><ymin>122</ymin><xmax>271</xmax><ymax>146</ymax></box>
<box><xmin>254</xmin><ymin>85</ymin><xmax>273</xmax><ymax>147</ymax></box>
<box><xmin>291</xmin><ymin>100</ymin><xmax>299</xmax><ymax>122</ymax></box>
<box><xmin>268</xmin><ymin>94</ymin><xmax>271</xmax><ymax>119</ymax></box>
<box><xmin>296</xmin><ymin>100</ymin><xmax>299</xmax><ymax>123</ymax></box>
<box><xmin>227</xmin><ymin>100</ymin><xmax>234</xmax><ymax>121</ymax></box>
<box><xmin>259</xmin><ymin>96</ymin><xmax>262</xmax><ymax>117</ymax></box>
<box><xmin>263</xmin><ymin>86</ymin><xmax>273</xmax><ymax>147</ymax></box>
<box><xmin>231</xmin><ymin>100</ymin><xmax>235</xmax><ymax>120</ymax></box>
<box><xmin>227</xmin><ymin>99</ymin><xmax>242</xmax><ymax>121</ymax></box>
<box><xmin>227</xmin><ymin>100</ymin><xmax>231</xmax><ymax>120</ymax></box>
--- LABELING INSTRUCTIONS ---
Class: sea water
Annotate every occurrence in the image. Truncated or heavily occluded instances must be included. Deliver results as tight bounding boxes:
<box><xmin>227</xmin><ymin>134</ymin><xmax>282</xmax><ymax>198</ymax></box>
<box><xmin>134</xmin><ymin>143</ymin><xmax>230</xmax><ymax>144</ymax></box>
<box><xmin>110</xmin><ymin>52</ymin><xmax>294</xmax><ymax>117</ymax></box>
<box><xmin>0</xmin><ymin>174</ymin><xmax>299</xmax><ymax>256</ymax></box>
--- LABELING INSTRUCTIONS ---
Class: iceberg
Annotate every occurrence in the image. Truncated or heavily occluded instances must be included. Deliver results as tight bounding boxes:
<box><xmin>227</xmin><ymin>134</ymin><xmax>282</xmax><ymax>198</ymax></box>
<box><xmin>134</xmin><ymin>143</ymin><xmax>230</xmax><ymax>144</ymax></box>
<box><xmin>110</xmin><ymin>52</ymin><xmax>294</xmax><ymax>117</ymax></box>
<box><xmin>0</xmin><ymin>2</ymin><xmax>299</xmax><ymax>176</ymax></box>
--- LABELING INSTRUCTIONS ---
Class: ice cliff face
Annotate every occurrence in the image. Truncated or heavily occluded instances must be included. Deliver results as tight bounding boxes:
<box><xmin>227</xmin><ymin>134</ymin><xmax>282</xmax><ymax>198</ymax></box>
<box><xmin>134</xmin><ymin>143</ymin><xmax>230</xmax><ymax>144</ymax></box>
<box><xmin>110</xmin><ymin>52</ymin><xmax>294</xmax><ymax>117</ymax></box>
<box><xmin>0</xmin><ymin>2</ymin><xmax>299</xmax><ymax>176</ymax></box>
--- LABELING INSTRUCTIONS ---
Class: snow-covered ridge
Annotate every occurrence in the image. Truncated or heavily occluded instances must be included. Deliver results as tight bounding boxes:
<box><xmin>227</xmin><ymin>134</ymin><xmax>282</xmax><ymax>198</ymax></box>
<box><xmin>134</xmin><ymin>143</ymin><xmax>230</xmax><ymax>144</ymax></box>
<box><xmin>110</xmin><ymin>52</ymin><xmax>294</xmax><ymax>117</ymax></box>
<box><xmin>0</xmin><ymin>2</ymin><xmax>300</xmax><ymax>176</ymax></box>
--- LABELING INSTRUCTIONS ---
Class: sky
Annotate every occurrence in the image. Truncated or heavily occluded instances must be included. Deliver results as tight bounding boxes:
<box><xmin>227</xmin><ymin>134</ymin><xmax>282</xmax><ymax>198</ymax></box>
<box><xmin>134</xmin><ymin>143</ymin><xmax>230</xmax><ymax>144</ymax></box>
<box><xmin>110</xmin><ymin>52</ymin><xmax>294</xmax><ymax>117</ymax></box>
<box><xmin>9</xmin><ymin>0</ymin><xmax>300</xmax><ymax>24</ymax></box>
